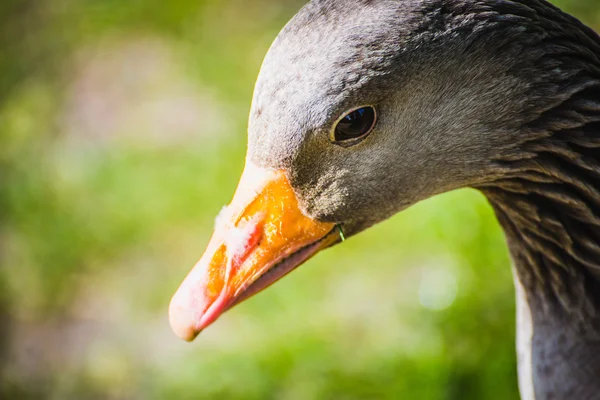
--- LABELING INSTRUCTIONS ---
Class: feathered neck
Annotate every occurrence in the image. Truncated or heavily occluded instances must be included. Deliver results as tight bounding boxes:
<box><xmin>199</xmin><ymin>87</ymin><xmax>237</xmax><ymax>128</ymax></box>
<box><xmin>478</xmin><ymin>14</ymin><xmax>600</xmax><ymax>396</ymax></box>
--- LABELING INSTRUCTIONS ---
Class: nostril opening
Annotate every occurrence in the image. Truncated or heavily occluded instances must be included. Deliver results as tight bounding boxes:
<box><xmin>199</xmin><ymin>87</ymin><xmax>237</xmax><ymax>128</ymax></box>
<box><xmin>225</xmin><ymin>213</ymin><xmax>265</xmax><ymax>266</ymax></box>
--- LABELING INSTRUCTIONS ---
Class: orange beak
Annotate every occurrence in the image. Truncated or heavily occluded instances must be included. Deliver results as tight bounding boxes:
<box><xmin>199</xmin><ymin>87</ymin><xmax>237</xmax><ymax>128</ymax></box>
<box><xmin>169</xmin><ymin>162</ymin><xmax>338</xmax><ymax>341</ymax></box>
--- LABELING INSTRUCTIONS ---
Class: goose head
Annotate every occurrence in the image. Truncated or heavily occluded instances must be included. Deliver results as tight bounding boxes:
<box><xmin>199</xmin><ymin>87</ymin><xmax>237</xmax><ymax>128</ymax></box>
<box><xmin>169</xmin><ymin>0</ymin><xmax>600</xmax><ymax>344</ymax></box>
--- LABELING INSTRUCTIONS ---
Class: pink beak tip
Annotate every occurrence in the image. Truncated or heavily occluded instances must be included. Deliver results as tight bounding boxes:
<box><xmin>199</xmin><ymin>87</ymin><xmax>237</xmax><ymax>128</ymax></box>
<box><xmin>168</xmin><ymin>296</ymin><xmax>201</xmax><ymax>342</ymax></box>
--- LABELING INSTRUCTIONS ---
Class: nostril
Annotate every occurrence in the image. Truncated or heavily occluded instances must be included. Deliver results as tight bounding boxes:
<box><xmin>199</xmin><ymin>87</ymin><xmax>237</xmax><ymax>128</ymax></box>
<box><xmin>225</xmin><ymin>213</ymin><xmax>265</xmax><ymax>267</ymax></box>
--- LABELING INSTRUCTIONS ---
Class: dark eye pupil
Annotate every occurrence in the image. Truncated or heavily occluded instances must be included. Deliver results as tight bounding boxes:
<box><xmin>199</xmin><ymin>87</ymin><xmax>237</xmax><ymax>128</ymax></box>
<box><xmin>334</xmin><ymin>106</ymin><xmax>376</xmax><ymax>142</ymax></box>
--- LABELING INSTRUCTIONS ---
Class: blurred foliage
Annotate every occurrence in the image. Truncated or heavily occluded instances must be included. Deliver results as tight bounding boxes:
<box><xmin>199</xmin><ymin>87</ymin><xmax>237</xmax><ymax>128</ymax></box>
<box><xmin>0</xmin><ymin>1</ymin><xmax>599</xmax><ymax>399</ymax></box>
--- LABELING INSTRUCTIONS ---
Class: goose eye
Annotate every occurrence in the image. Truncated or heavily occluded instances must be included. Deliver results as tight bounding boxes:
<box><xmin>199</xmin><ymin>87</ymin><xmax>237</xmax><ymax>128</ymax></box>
<box><xmin>333</xmin><ymin>106</ymin><xmax>377</xmax><ymax>143</ymax></box>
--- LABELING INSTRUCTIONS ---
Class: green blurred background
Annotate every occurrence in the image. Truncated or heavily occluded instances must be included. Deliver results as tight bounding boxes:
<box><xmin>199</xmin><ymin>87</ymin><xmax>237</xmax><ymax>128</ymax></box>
<box><xmin>1</xmin><ymin>1</ymin><xmax>599</xmax><ymax>399</ymax></box>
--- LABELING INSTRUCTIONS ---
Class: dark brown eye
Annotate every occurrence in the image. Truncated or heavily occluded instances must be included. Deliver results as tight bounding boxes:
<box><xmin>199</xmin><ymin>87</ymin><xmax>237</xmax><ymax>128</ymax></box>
<box><xmin>333</xmin><ymin>106</ymin><xmax>376</xmax><ymax>143</ymax></box>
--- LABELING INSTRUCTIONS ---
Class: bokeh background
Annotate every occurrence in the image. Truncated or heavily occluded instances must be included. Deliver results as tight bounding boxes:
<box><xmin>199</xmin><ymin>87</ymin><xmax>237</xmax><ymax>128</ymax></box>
<box><xmin>1</xmin><ymin>1</ymin><xmax>599</xmax><ymax>399</ymax></box>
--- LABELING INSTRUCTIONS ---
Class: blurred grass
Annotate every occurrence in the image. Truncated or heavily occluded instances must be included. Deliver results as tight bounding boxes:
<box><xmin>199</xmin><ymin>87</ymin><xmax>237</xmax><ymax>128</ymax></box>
<box><xmin>0</xmin><ymin>1</ymin><xmax>598</xmax><ymax>399</ymax></box>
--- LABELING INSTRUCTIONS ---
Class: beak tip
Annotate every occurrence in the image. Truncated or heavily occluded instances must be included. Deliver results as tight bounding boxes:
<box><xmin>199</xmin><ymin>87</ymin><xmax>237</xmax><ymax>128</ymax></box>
<box><xmin>169</xmin><ymin>296</ymin><xmax>201</xmax><ymax>342</ymax></box>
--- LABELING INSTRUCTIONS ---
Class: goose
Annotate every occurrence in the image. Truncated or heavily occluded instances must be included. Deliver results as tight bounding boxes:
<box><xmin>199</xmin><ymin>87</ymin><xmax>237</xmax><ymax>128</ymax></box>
<box><xmin>168</xmin><ymin>0</ymin><xmax>600</xmax><ymax>398</ymax></box>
